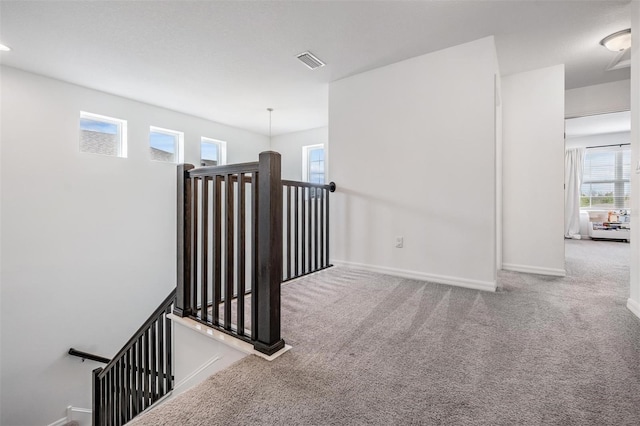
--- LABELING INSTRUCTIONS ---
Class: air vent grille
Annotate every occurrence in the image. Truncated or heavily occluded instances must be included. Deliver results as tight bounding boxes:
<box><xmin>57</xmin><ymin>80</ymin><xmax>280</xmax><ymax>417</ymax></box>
<box><xmin>296</xmin><ymin>51</ymin><xmax>325</xmax><ymax>70</ymax></box>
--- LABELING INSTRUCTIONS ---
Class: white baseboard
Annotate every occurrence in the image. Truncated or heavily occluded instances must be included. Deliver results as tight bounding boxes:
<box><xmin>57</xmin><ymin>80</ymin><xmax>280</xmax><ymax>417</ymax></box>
<box><xmin>502</xmin><ymin>263</ymin><xmax>566</xmax><ymax>277</ymax></box>
<box><xmin>47</xmin><ymin>417</ymin><xmax>70</xmax><ymax>426</ymax></box>
<box><xmin>47</xmin><ymin>406</ymin><xmax>91</xmax><ymax>426</ymax></box>
<box><xmin>627</xmin><ymin>298</ymin><xmax>640</xmax><ymax>320</ymax></box>
<box><xmin>332</xmin><ymin>260</ymin><xmax>496</xmax><ymax>292</ymax></box>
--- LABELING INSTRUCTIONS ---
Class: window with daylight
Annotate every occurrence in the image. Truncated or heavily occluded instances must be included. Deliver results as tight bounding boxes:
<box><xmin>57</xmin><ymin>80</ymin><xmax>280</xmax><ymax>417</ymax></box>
<box><xmin>581</xmin><ymin>146</ymin><xmax>630</xmax><ymax>209</ymax></box>
<box><xmin>79</xmin><ymin>112</ymin><xmax>127</xmax><ymax>157</ymax></box>
<box><xmin>149</xmin><ymin>126</ymin><xmax>183</xmax><ymax>163</ymax></box>
<box><xmin>302</xmin><ymin>144</ymin><xmax>325</xmax><ymax>184</ymax></box>
<box><xmin>200</xmin><ymin>137</ymin><xmax>227</xmax><ymax>167</ymax></box>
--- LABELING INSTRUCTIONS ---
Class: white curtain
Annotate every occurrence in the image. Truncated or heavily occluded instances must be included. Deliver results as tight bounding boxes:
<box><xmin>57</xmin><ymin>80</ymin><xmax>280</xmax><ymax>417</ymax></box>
<box><xmin>565</xmin><ymin>148</ymin><xmax>585</xmax><ymax>238</ymax></box>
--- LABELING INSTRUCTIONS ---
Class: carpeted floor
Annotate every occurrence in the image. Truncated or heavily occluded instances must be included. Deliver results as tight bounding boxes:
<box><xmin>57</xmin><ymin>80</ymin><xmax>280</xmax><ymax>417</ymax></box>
<box><xmin>131</xmin><ymin>239</ymin><xmax>640</xmax><ymax>425</ymax></box>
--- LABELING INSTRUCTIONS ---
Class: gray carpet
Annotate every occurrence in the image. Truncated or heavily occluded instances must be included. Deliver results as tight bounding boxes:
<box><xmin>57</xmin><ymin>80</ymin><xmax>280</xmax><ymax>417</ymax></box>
<box><xmin>131</xmin><ymin>239</ymin><xmax>640</xmax><ymax>425</ymax></box>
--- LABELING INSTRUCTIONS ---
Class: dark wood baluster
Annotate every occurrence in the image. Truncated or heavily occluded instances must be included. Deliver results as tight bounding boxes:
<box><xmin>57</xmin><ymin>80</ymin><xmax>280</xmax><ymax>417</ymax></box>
<box><xmin>165</xmin><ymin>305</ymin><xmax>173</xmax><ymax>392</ymax></box>
<box><xmin>224</xmin><ymin>173</ymin><xmax>235</xmax><ymax>330</ymax></box>
<box><xmin>320</xmin><ymin>188</ymin><xmax>325</xmax><ymax>268</ymax></box>
<box><xmin>131</xmin><ymin>342</ymin><xmax>138</xmax><ymax>417</ymax></box>
<box><xmin>136</xmin><ymin>336</ymin><xmax>143</xmax><ymax>411</ymax></box>
<box><xmin>301</xmin><ymin>187</ymin><xmax>306</xmax><ymax>275</ymax></box>
<box><xmin>189</xmin><ymin>177</ymin><xmax>198</xmax><ymax>314</ymax></box>
<box><xmin>115</xmin><ymin>361</ymin><xmax>121</xmax><ymax>426</ymax></box>
<box><xmin>200</xmin><ymin>177</ymin><xmax>209</xmax><ymax>322</ymax></box>
<box><xmin>294</xmin><ymin>186</ymin><xmax>299</xmax><ymax>277</ymax></box>
<box><xmin>213</xmin><ymin>176</ymin><xmax>222</xmax><ymax>326</ymax></box>
<box><xmin>124</xmin><ymin>351</ymin><xmax>130</xmax><ymax>423</ymax></box>
<box><xmin>92</xmin><ymin>369</ymin><xmax>100</xmax><ymax>426</ymax></box>
<box><xmin>150</xmin><ymin>322</ymin><xmax>157</xmax><ymax>404</ymax></box>
<box><xmin>105</xmin><ymin>371</ymin><xmax>111</xmax><ymax>426</ymax></box>
<box><xmin>251</xmin><ymin>172</ymin><xmax>258</xmax><ymax>341</ymax></box>
<box><xmin>285</xmin><ymin>185</ymin><xmax>291</xmax><ymax>280</ymax></box>
<box><xmin>237</xmin><ymin>173</ymin><xmax>246</xmax><ymax>336</ymax></box>
<box><xmin>157</xmin><ymin>315</ymin><xmax>165</xmax><ymax>397</ymax></box>
<box><xmin>326</xmin><ymin>186</ymin><xmax>330</xmax><ymax>266</ymax></box>
<box><xmin>143</xmin><ymin>330</ymin><xmax>150</xmax><ymax>409</ymax></box>
<box><xmin>314</xmin><ymin>188</ymin><xmax>319</xmax><ymax>270</ymax></box>
<box><xmin>307</xmin><ymin>188</ymin><xmax>312</xmax><ymax>273</ymax></box>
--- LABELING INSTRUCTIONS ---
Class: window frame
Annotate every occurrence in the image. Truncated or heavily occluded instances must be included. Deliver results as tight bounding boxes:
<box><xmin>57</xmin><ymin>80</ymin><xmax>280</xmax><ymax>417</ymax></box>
<box><xmin>79</xmin><ymin>111</ymin><xmax>128</xmax><ymax>157</ymax></box>
<box><xmin>580</xmin><ymin>146</ymin><xmax>630</xmax><ymax>210</ymax></box>
<box><xmin>200</xmin><ymin>137</ymin><xmax>227</xmax><ymax>167</ymax></box>
<box><xmin>302</xmin><ymin>143</ymin><xmax>325</xmax><ymax>184</ymax></box>
<box><xmin>149</xmin><ymin>125</ymin><xmax>184</xmax><ymax>163</ymax></box>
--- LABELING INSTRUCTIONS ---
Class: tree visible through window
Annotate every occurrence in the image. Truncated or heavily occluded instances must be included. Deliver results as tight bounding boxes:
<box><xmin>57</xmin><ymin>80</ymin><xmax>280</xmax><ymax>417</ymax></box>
<box><xmin>581</xmin><ymin>147</ymin><xmax>630</xmax><ymax>209</ymax></box>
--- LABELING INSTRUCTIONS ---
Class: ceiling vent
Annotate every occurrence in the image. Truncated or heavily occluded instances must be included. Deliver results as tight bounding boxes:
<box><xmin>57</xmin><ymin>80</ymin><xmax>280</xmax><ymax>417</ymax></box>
<box><xmin>296</xmin><ymin>51</ymin><xmax>325</xmax><ymax>70</ymax></box>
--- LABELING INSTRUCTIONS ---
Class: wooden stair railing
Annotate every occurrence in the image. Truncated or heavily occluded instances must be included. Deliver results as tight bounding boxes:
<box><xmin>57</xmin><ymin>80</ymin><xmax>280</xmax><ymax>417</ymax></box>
<box><xmin>89</xmin><ymin>151</ymin><xmax>336</xmax><ymax>425</ymax></box>
<box><xmin>174</xmin><ymin>151</ymin><xmax>336</xmax><ymax>355</ymax></box>
<box><xmin>92</xmin><ymin>288</ymin><xmax>175</xmax><ymax>426</ymax></box>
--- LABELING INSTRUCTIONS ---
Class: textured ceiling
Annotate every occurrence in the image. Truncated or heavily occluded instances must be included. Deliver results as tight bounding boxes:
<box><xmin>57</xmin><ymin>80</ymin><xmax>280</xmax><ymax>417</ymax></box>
<box><xmin>0</xmin><ymin>1</ymin><xmax>632</xmax><ymax>135</ymax></box>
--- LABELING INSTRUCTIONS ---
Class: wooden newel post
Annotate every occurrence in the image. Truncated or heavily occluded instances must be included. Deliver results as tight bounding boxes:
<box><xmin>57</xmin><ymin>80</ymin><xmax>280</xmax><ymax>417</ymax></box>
<box><xmin>92</xmin><ymin>367</ymin><xmax>102</xmax><ymax>426</ymax></box>
<box><xmin>254</xmin><ymin>151</ymin><xmax>286</xmax><ymax>355</ymax></box>
<box><xmin>174</xmin><ymin>164</ymin><xmax>195</xmax><ymax>317</ymax></box>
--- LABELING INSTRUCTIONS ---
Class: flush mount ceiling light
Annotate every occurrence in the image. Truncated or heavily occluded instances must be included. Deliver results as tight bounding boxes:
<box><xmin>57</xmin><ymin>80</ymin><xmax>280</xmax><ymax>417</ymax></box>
<box><xmin>0</xmin><ymin>43</ymin><xmax>11</xmax><ymax>52</ymax></box>
<box><xmin>296</xmin><ymin>51</ymin><xmax>325</xmax><ymax>70</ymax></box>
<box><xmin>600</xmin><ymin>29</ymin><xmax>631</xmax><ymax>52</ymax></box>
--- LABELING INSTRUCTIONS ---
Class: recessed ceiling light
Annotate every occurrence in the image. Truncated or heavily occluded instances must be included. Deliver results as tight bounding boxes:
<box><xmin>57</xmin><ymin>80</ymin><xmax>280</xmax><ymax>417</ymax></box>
<box><xmin>0</xmin><ymin>43</ymin><xmax>11</xmax><ymax>52</ymax></box>
<box><xmin>600</xmin><ymin>29</ymin><xmax>631</xmax><ymax>52</ymax></box>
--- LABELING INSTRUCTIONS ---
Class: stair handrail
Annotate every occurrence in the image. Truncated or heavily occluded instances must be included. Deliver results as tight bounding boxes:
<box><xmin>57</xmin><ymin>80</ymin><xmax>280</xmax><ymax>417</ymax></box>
<box><xmin>68</xmin><ymin>348</ymin><xmax>111</xmax><ymax>364</ymax></box>
<box><xmin>93</xmin><ymin>288</ymin><xmax>176</xmax><ymax>426</ymax></box>
<box><xmin>97</xmin><ymin>288</ymin><xmax>176</xmax><ymax>378</ymax></box>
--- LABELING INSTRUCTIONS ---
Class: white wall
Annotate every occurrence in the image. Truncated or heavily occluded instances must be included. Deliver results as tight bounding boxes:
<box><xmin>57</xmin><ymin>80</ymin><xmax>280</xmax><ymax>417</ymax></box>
<box><xmin>628</xmin><ymin>1</ymin><xmax>640</xmax><ymax>319</ymax></box>
<box><xmin>502</xmin><ymin>64</ymin><xmax>566</xmax><ymax>276</ymax></box>
<box><xmin>270</xmin><ymin>127</ymin><xmax>328</xmax><ymax>181</ymax></box>
<box><xmin>0</xmin><ymin>66</ymin><xmax>269</xmax><ymax>426</ymax></box>
<box><xmin>565</xmin><ymin>79</ymin><xmax>630</xmax><ymax>118</ymax></box>
<box><xmin>329</xmin><ymin>36</ymin><xmax>499</xmax><ymax>291</ymax></box>
<box><xmin>565</xmin><ymin>131</ymin><xmax>630</xmax><ymax>149</ymax></box>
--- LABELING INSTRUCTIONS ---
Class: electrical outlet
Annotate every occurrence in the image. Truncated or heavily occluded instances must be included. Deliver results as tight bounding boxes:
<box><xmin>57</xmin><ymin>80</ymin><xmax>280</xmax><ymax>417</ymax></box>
<box><xmin>395</xmin><ymin>236</ymin><xmax>403</xmax><ymax>248</ymax></box>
